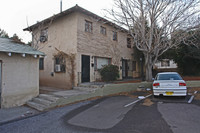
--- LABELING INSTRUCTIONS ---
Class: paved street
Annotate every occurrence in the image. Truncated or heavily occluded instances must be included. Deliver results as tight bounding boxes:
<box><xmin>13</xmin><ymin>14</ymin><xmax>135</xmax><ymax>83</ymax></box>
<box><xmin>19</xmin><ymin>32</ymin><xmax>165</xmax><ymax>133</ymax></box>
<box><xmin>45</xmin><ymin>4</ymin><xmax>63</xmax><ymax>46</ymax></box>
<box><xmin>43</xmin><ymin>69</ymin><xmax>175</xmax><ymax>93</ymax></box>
<box><xmin>0</xmin><ymin>91</ymin><xmax>200</xmax><ymax>133</ymax></box>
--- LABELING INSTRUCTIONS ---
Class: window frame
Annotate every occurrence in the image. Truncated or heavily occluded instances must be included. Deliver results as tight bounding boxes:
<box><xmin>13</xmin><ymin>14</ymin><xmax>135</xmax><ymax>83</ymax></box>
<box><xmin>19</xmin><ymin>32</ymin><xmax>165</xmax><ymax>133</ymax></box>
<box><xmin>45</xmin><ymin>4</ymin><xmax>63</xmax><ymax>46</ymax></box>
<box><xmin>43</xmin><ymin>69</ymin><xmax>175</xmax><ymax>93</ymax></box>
<box><xmin>100</xmin><ymin>26</ymin><xmax>106</xmax><ymax>35</ymax></box>
<box><xmin>94</xmin><ymin>57</ymin><xmax>112</xmax><ymax>71</ymax></box>
<box><xmin>54</xmin><ymin>55</ymin><xmax>66</xmax><ymax>73</ymax></box>
<box><xmin>127</xmin><ymin>38</ymin><xmax>131</xmax><ymax>48</ymax></box>
<box><xmin>85</xmin><ymin>20</ymin><xmax>93</xmax><ymax>33</ymax></box>
<box><xmin>113</xmin><ymin>31</ymin><xmax>118</xmax><ymax>41</ymax></box>
<box><xmin>40</xmin><ymin>28</ymin><xmax>48</xmax><ymax>43</ymax></box>
<box><xmin>39</xmin><ymin>58</ymin><xmax>44</xmax><ymax>70</ymax></box>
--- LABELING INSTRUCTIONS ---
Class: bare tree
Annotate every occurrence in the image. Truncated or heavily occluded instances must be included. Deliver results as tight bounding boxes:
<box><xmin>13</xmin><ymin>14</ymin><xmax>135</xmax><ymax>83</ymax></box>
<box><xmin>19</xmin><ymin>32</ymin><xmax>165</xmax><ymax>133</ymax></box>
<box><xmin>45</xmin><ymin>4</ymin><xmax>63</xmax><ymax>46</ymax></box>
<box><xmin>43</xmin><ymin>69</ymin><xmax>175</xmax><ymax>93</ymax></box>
<box><xmin>105</xmin><ymin>0</ymin><xmax>200</xmax><ymax>81</ymax></box>
<box><xmin>25</xmin><ymin>16</ymin><xmax>55</xmax><ymax>50</ymax></box>
<box><xmin>0</xmin><ymin>28</ymin><xmax>9</xmax><ymax>38</ymax></box>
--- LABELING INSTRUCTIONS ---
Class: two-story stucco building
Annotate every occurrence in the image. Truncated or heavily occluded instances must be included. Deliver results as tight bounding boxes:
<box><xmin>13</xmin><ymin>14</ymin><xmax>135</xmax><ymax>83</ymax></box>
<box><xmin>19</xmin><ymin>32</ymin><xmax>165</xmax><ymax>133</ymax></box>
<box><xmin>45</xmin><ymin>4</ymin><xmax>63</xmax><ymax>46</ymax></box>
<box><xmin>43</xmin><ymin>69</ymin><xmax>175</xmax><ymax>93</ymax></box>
<box><xmin>24</xmin><ymin>5</ymin><xmax>140</xmax><ymax>89</ymax></box>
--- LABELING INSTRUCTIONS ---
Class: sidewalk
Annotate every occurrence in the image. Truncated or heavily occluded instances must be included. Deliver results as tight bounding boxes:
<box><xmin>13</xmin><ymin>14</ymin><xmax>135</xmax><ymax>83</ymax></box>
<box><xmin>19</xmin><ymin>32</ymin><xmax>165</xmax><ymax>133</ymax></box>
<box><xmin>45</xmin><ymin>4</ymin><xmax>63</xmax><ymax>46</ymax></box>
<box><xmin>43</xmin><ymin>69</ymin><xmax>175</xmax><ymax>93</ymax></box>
<box><xmin>0</xmin><ymin>105</ymin><xmax>39</xmax><ymax>125</ymax></box>
<box><xmin>0</xmin><ymin>89</ymin><xmax>91</xmax><ymax>126</ymax></box>
<box><xmin>0</xmin><ymin>84</ymin><xmax>105</xmax><ymax>126</ymax></box>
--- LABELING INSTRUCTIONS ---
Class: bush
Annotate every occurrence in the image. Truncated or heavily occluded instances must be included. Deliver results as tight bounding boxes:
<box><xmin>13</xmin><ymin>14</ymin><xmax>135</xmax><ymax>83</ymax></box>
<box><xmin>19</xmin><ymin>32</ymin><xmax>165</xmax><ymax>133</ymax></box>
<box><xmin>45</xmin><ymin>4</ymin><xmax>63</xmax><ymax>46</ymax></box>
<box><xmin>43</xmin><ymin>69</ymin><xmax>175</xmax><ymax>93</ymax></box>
<box><xmin>99</xmin><ymin>64</ymin><xmax>119</xmax><ymax>81</ymax></box>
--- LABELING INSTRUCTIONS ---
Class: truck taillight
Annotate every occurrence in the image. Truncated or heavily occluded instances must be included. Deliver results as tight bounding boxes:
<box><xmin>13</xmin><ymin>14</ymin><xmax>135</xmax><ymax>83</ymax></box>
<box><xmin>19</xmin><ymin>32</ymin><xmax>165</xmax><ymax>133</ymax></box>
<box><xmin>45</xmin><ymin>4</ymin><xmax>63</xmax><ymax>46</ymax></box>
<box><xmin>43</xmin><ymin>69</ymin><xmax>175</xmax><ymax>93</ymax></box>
<box><xmin>179</xmin><ymin>82</ymin><xmax>186</xmax><ymax>86</ymax></box>
<box><xmin>153</xmin><ymin>83</ymin><xmax>160</xmax><ymax>87</ymax></box>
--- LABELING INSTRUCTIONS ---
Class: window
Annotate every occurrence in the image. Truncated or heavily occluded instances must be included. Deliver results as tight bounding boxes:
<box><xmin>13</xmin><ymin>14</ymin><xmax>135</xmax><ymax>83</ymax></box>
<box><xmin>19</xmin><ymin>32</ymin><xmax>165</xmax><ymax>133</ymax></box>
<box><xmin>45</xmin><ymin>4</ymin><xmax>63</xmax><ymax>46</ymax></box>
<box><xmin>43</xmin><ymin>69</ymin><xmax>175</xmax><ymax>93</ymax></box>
<box><xmin>39</xmin><ymin>58</ymin><xmax>44</xmax><ymax>70</ymax></box>
<box><xmin>132</xmin><ymin>61</ymin><xmax>136</xmax><ymax>71</ymax></box>
<box><xmin>54</xmin><ymin>55</ymin><xmax>66</xmax><ymax>73</ymax></box>
<box><xmin>94</xmin><ymin>57</ymin><xmax>111</xmax><ymax>70</ymax></box>
<box><xmin>113</xmin><ymin>31</ymin><xmax>117</xmax><ymax>41</ymax></box>
<box><xmin>100</xmin><ymin>26</ymin><xmax>106</xmax><ymax>35</ymax></box>
<box><xmin>161</xmin><ymin>60</ymin><xmax>170</xmax><ymax>67</ymax></box>
<box><xmin>156</xmin><ymin>74</ymin><xmax>182</xmax><ymax>80</ymax></box>
<box><xmin>127</xmin><ymin>38</ymin><xmax>131</xmax><ymax>48</ymax></box>
<box><xmin>85</xmin><ymin>20</ymin><xmax>92</xmax><ymax>33</ymax></box>
<box><xmin>40</xmin><ymin>28</ymin><xmax>48</xmax><ymax>43</ymax></box>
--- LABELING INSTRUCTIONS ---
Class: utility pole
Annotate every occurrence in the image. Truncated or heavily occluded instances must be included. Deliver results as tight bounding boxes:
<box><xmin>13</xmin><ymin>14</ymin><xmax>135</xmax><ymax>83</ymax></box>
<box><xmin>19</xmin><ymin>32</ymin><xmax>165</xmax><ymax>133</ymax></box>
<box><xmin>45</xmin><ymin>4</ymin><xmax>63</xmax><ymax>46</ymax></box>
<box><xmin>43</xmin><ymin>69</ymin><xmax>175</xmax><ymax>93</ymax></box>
<box><xmin>60</xmin><ymin>0</ymin><xmax>62</xmax><ymax>13</ymax></box>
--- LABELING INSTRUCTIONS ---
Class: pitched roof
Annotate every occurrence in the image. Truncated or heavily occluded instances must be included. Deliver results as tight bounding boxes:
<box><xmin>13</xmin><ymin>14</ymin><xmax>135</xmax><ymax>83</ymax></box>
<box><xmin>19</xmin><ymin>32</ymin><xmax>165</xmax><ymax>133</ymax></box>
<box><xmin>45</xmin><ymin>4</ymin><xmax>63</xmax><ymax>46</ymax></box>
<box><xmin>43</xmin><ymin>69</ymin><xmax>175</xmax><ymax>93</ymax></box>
<box><xmin>23</xmin><ymin>5</ymin><xmax>128</xmax><ymax>32</ymax></box>
<box><xmin>0</xmin><ymin>38</ymin><xmax>45</xmax><ymax>56</ymax></box>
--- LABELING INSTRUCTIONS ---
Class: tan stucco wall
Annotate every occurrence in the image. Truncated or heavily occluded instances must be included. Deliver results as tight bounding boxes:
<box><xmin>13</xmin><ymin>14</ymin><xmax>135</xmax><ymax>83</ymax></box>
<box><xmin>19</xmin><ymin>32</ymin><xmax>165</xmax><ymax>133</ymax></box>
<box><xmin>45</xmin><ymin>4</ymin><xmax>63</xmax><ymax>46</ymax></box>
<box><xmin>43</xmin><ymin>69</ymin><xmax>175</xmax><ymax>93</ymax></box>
<box><xmin>0</xmin><ymin>53</ymin><xmax>39</xmax><ymax>108</ymax></box>
<box><xmin>34</xmin><ymin>12</ymin><xmax>78</xmax><ymax>89</ymax></box>
<box><xmin>76</xmin><ymin>12</ymin><xmax>133</xmax><ymax>82</ymax></box>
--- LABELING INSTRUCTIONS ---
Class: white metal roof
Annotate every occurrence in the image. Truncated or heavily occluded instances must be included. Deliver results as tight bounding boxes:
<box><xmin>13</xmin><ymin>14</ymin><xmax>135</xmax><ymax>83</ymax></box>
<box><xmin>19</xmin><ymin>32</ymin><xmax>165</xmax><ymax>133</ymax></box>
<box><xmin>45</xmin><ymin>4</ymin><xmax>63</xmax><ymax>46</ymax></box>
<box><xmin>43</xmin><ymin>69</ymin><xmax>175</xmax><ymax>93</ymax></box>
<box><xmin>0</xmin><ymin>38</ymin><xmax>45</xmax><ymax>56</ymax></box>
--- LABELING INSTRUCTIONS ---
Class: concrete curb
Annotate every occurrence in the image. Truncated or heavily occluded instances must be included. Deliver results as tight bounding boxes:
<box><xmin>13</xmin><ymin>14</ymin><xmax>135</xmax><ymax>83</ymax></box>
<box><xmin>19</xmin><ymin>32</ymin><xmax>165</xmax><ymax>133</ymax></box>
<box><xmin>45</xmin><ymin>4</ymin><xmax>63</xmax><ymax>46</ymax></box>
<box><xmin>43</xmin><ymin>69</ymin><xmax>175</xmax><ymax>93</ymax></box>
<box><xmin>52</xmin><ymin>82</ymin><xmax>152</xmax><ymax>108</ymax></box>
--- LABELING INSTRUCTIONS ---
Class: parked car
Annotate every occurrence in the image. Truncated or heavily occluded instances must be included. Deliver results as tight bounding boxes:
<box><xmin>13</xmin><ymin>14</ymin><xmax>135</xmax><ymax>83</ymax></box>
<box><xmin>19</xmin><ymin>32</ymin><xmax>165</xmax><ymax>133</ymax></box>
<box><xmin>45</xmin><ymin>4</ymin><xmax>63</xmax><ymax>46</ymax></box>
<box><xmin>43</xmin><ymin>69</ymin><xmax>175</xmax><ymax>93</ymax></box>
<box><xmin>153</xmin><ymin>72</ymin><xmax>187</xmax><ymax>97</ymax></box>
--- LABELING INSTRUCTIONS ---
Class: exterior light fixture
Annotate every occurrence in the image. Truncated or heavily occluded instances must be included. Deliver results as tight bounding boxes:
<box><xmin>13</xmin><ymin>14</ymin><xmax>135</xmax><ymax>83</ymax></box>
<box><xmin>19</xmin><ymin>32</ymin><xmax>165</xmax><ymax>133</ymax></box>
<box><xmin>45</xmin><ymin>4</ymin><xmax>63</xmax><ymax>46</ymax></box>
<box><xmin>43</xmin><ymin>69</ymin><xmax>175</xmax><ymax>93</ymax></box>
<box><xmin>8</xmin><ymin>53</ymin><xmax>12</xmax><ymax>56</ymax></box>
<box><xmin>22</xmin><ymin>53</ymin><xmax>26</xmax><ymax>57</ymax></box>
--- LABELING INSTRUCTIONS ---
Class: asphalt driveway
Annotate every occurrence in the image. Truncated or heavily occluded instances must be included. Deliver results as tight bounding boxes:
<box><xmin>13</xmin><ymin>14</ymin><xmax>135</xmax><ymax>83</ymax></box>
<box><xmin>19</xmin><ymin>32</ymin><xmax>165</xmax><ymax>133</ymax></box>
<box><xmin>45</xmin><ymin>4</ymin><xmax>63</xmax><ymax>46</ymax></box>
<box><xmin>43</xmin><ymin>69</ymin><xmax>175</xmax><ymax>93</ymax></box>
<box><xmin>1</xmin><ymin>89</ymin><xmax>200</xmax><ymax>133</ymax></box>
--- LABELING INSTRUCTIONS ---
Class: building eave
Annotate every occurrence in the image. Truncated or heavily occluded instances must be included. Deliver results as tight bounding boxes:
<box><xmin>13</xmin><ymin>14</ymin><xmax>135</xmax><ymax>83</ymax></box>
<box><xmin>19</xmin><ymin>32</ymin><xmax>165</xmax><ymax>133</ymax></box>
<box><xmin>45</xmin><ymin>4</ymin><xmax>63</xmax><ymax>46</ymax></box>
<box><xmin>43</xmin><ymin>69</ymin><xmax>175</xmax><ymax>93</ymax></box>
<box><xmin>23</xmin><ymin>5</ymin><xmax>128</xmax><ymax>33</ymax></box>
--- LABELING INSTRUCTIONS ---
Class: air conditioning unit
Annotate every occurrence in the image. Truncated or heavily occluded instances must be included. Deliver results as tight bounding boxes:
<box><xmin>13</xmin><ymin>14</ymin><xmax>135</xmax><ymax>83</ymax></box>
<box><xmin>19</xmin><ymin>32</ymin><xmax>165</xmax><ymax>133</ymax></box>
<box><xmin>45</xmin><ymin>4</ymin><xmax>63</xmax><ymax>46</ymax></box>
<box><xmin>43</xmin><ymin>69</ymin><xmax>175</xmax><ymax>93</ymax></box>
<box><xmin>40</xmin><ymin>36</ymin><xmax>47</xmax><ymax>43</ymax></box>
<box><xmin>55</xmin><ymin>64</ymin><xmax>61</xmax><ymax>72</ymax></box>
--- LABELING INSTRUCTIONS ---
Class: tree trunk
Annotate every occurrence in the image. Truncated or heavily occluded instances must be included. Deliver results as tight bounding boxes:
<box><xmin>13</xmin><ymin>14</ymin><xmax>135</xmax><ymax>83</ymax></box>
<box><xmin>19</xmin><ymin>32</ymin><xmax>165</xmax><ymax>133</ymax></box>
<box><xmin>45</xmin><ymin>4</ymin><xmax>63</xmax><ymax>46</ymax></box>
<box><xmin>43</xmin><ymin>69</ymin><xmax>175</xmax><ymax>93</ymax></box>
<box><xmin>144</xmin><ymin>53</ymin><xmax>153</xmax><ymax>81</ymax></box>
<box><xmin>145</xmin><ymin>63</ymin><xmax>153</xmax><ymax>81</ymax></box>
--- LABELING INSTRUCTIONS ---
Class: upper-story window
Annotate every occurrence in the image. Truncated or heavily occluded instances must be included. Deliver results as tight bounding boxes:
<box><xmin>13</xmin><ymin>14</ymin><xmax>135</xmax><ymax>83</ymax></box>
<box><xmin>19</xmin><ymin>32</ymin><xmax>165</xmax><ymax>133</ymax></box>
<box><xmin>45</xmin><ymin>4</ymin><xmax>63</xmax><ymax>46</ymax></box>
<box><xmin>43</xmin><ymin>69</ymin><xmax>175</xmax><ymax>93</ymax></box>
<box><xmin>127</xmin><ymin>38</ymin><xmax>131</xmax><ymax>48</ymax></box>
<box><xmin>113</xmin><ymin>31</ymin><xmax>117</xmax><ymax>41</ymax></box>
<box><xmin>85</xmin><ymin>20</ymin><xmax>92</xmax><ymax>33</ymax></box>
<box><xmin>100</xmin><ymin>26</ymin><xmax>106</xmax><ymax>35</ymax></box>
<box><xmin>40</xmin><ymin>28</ymin><xmax>48</xmax><ymax>43</ymax></box>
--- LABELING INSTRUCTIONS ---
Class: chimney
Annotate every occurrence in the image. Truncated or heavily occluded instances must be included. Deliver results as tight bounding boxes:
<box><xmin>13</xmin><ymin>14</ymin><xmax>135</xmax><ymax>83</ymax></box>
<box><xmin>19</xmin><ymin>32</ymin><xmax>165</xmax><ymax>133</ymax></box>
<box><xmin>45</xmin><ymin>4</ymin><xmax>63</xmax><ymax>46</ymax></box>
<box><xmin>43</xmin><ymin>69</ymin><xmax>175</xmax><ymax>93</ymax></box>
<box><xmin>60</xmin><ymin>0</ymin><xmax>62</xmax><ymax>13</ymax></box>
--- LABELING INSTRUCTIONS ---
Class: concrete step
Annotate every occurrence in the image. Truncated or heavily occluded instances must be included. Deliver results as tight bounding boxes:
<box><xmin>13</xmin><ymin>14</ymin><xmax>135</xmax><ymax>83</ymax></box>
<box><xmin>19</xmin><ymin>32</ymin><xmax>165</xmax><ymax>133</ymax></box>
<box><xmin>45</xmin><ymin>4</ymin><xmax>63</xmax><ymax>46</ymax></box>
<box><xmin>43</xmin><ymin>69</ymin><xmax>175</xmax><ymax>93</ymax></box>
<box><xmin>39</xmin><ymin>94</ymin><xmax>60</xmax><ymax>102</ymax></box>
<box><xmin>33</xmin><ymin>97</ymin><xmax>53</xmax><ymax>106</ymax></box>
<box><xmin>26</xmin><ymin>101</ymin><xmax>47</xmax><ymax>111</ymax></box>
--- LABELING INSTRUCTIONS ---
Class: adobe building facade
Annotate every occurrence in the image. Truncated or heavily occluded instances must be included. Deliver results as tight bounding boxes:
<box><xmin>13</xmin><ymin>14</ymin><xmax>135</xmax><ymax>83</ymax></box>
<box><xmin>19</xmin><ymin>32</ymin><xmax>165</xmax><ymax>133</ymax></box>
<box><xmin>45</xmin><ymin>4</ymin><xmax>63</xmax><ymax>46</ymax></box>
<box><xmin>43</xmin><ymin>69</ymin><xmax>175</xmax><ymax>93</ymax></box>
<box><xmin>24</xmin><ymin>5</ymin><xmax>141</xmax><ymax>89</ymax></box>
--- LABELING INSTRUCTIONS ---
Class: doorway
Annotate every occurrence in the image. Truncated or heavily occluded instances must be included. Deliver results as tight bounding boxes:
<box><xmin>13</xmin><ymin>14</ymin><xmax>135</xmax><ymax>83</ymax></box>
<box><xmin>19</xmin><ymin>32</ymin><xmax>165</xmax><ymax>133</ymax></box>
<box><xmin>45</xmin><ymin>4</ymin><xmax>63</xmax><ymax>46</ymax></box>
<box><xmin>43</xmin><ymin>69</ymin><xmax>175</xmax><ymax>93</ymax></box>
<box><xmin>81</xmin><ymin>55</ymin><xmax>90</xmax><ymax>82</ymax></box>
<box><xmin>122</xmin><ymin>59</ymin><xmax>128</xmax><ymax>78</ymax></box>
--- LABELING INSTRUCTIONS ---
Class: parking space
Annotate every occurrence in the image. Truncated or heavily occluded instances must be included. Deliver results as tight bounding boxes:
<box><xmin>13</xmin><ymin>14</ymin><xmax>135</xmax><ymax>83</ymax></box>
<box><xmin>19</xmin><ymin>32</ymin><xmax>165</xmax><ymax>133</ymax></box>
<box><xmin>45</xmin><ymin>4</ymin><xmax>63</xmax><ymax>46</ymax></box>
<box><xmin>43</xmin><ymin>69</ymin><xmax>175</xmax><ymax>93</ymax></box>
<box><xmin>67</xmin><ymin>96</ymin><xmax>136</xmax><ymax>129</ymax></box>
<box><xmin>152</xmin><ymin>87</ymin><xmax>200</xmax><ymax>104</ymax></box>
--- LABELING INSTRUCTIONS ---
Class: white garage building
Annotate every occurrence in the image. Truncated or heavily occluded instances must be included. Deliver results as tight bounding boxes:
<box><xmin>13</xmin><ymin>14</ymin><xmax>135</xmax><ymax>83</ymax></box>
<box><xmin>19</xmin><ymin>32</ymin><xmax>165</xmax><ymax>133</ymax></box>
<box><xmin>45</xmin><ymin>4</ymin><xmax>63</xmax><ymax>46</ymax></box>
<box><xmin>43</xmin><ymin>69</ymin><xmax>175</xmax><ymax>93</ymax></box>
<box><xmin>0</xmin><ymin>38</ymin><xmax>44</xmax><ymax>108</ymax></box>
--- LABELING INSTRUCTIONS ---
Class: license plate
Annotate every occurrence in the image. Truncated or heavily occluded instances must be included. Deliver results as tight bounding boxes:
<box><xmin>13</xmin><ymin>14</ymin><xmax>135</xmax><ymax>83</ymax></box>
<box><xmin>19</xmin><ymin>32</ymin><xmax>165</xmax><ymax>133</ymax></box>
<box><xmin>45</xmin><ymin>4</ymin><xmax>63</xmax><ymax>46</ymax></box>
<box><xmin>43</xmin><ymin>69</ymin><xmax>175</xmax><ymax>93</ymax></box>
<box><xmin>166</xmin><ymin>92</ymin><xmax>173</xmax><ymax>95</ymax></box>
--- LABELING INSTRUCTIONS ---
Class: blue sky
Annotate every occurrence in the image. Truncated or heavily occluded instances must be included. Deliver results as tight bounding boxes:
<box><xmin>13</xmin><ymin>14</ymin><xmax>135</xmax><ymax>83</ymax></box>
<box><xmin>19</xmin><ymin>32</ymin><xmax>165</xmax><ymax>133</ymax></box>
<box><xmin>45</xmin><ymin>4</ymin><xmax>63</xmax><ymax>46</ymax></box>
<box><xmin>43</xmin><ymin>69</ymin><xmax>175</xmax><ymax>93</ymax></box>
<box><xmin>0</xmin><ymin>0</ymin><xmax>113</xmax><ymax>43</ymax></box>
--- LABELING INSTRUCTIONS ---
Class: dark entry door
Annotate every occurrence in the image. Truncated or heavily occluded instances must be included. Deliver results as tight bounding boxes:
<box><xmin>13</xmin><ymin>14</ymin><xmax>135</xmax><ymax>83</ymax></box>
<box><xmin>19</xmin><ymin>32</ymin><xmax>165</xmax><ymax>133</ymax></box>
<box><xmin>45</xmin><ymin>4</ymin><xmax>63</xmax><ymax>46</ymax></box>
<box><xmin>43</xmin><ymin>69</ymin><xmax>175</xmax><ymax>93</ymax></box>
<box><xmin>81</xmin><ymin>55</ymin><xmax>90</xmax><ymax>82</ymax></box>
<box><xmin>122</xmin><ymin>59</ymin><xmax>128</xmax><ymax>78</ymax></box>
